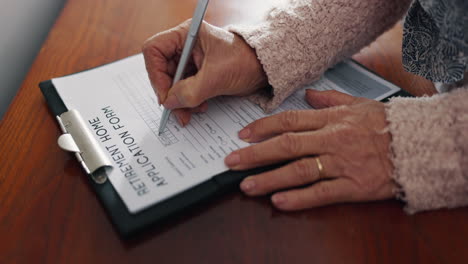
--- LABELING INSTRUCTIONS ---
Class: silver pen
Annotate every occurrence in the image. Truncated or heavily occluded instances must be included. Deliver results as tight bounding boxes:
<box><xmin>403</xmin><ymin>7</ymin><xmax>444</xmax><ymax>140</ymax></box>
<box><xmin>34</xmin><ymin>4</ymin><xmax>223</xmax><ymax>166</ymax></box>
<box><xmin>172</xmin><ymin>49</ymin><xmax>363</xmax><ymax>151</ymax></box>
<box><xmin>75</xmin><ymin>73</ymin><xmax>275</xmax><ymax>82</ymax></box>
<box><xmin>158</xmin><ymin>0</ymin><xmax>210</xmax><ymax>136</ymax></box>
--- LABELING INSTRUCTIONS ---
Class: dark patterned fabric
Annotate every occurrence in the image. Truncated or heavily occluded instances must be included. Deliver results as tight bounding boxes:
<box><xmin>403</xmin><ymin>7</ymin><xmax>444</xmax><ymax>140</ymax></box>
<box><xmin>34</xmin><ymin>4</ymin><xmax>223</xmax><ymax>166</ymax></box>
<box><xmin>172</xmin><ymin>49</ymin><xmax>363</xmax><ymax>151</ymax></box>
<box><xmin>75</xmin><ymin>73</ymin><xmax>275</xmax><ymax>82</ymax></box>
<box><xmin>403</xmin><ymin>0</ymin><xmax>468</xmax><ymax>83</ymax></box>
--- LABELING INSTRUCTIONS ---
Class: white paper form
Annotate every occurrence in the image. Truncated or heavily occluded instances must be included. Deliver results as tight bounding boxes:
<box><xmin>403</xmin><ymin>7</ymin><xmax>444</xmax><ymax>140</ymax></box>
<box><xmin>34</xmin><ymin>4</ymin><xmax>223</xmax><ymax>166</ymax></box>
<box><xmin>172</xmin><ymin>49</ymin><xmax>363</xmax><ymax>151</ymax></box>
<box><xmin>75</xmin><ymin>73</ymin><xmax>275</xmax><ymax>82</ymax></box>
<box><xmin>53</xmin><ymin>55</ymin><xmax>400</xmax><ymax>213</ymax></box>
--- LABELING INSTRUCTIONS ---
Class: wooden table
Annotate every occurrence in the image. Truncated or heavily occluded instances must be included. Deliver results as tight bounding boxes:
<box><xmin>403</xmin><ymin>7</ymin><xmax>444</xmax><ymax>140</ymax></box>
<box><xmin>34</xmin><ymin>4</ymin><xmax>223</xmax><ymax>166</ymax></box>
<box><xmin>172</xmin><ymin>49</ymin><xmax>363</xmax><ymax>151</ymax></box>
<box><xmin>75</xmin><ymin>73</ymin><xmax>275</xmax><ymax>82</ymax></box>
<box><xmin>1</xmin><ymin>0</ymin><xmax>466</xmax><ymax>263</ymax></box>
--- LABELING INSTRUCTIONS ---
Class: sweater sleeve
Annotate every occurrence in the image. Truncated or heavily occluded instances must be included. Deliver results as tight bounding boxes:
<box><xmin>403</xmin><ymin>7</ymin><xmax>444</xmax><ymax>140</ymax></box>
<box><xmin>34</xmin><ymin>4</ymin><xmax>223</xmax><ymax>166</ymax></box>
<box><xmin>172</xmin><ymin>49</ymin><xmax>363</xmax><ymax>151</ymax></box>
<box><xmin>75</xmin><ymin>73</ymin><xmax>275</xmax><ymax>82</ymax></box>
<box><xmin>227</xmin><ymin>0</ymin><xmax>412</xmax><ymax>112</ymax></box>
<box><xmin>385</xmin><ymin>86</ymin><xmax>468</xmax><ymax>214</ymax></box>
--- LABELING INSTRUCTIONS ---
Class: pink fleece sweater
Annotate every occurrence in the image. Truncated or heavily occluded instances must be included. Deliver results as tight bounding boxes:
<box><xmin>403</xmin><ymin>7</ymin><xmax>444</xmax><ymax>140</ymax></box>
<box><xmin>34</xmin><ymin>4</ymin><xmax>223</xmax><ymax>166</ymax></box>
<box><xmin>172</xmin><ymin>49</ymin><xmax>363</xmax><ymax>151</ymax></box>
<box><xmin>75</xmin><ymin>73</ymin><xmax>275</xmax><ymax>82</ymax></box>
<box><xmin>228</xmin><ymin>0</ymin><xmax>468</xmax><ymax>213</ymax></box>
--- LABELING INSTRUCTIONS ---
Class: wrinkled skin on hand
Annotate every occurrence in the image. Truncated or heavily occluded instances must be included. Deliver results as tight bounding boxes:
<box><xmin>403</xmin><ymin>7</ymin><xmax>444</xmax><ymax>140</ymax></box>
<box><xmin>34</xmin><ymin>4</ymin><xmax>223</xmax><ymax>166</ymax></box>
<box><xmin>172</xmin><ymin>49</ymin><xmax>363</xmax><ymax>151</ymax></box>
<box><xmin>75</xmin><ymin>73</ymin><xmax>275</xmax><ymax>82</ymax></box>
<box><xmin>143</xmin><ymin>20</ymin><xmax>267</xmax><ymax>125</ymax></box>
<box><xmin>225</xmin><ymin>89</ymin><xmax>396</xmax><ymax>211</ymax></box>
<box><xmin>143</xmin><ymin>21</ymin><xmax>396</xmax><ymax>212</ymax></box>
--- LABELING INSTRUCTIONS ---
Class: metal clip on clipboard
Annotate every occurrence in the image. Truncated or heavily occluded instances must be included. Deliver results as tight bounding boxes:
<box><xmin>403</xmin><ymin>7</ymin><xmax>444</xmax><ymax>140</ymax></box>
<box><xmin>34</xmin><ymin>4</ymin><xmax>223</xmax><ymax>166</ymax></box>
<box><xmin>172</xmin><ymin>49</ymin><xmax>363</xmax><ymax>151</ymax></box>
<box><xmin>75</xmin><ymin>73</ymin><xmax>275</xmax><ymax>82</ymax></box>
<box><xmin>56</xmin><ymin>109</ymin><xmax>113</xmax><ymax>184</ymax></box>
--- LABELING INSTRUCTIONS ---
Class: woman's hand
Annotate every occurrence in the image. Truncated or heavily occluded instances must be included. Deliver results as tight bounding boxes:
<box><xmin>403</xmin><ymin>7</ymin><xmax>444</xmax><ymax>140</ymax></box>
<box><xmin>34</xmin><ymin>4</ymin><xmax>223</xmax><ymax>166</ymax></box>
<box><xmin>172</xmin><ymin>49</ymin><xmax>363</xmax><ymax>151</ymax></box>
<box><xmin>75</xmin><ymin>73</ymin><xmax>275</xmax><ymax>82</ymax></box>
<box><xmin>225</xmin><ymin>89</ymin><xmax>396</xmax><ymax>211</ymax></box>
<box><xmin>143</xmin><ymin>20</ymin><xmax>268</xmax><ymax>125</ymax></box>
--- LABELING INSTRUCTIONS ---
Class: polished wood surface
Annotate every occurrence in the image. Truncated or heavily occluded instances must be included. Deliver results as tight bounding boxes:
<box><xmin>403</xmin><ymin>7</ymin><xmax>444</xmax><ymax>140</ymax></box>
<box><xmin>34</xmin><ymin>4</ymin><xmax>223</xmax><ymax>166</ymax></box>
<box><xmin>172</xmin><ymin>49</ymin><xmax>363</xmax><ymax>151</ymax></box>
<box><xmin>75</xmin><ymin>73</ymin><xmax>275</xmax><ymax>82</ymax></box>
<box><xmin>1</xmin><ymin>0</ymin><xmax>465</xmax><ymax>263</ymax></box>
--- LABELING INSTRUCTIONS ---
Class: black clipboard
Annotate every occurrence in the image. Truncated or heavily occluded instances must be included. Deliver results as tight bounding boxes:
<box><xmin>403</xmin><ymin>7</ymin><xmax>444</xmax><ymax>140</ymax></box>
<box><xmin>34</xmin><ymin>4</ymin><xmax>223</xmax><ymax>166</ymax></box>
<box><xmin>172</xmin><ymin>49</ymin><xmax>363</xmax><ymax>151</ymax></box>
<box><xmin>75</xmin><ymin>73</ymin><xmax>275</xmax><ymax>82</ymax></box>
<box><xmin>39</xmin><ymin>58</ymin><xmax>413</xmax><ymax>239</ymax></box>
<box><xmin>40</xmin><ymin>79</ymin><xmax>279</xmax><ymax>238</ymax></box>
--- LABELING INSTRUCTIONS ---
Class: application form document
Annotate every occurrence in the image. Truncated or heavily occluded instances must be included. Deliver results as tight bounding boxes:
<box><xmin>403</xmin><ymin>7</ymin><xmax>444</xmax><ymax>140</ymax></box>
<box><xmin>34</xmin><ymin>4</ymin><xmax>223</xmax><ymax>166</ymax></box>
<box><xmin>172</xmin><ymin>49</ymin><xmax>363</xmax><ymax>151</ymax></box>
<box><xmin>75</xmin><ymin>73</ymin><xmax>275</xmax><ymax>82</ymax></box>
<box><xmin>53</xmin><ymin>54</ymin><xmax>400</xmax><ymax>213</ymax></box>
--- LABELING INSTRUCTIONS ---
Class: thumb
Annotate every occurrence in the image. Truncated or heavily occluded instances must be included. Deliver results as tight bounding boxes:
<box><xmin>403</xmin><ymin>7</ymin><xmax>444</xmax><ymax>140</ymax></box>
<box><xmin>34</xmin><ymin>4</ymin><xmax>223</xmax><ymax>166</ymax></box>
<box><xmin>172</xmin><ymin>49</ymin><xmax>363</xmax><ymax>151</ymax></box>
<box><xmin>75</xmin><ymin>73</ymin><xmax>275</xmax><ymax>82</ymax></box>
<box><xmin>163</xmin><ymin>73</ymin><xmax>211</xmax><ymax>109</ymax></box>
<box><xmin>305</xmin><ymin>89</ymin><xmax>358</xmax><ymax>109</ymax></box>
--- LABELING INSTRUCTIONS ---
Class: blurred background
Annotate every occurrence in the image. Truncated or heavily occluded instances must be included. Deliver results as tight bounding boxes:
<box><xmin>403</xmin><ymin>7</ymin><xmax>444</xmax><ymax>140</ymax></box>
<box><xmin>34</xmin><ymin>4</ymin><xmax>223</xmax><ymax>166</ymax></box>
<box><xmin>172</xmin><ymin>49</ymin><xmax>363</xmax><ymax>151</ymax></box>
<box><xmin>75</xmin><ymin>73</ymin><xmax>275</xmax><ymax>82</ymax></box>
<box><xmin>0</xmin><ymin>0</ymin><xmax>64</xmax><ymax>119</ymax></box>
<box><xmin>0</xmin><ymin>0</ymin><xmax>286</xmax><ymax>120</ymax></box>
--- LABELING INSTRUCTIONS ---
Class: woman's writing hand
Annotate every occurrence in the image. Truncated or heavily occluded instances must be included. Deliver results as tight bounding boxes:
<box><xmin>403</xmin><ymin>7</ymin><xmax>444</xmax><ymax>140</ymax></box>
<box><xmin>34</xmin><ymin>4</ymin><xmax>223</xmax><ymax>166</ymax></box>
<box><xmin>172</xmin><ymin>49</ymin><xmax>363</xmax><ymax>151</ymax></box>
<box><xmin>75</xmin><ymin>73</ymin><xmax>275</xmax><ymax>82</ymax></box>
<box><xmin>225</xmin><ymin>89</ymin><xmax>396</xmax><ymax>211</ymax></box>
<box><xmin>143</xmin><ymin>20</ymin><xmax>267</xmax><ymax>125</ymax></box>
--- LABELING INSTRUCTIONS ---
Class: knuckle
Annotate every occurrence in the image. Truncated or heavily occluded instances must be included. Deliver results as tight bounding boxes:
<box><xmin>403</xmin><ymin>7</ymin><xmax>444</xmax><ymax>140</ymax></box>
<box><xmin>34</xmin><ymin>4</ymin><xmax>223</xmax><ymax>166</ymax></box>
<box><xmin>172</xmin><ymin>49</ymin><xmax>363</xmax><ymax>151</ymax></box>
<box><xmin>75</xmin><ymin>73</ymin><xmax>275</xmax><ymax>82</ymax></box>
<box><xmin>325</xmin><ymin>108</ymin><xmax>334</xmax><ymax>124</ymax></box>
<box><xmin>180</xmin><ymin>19</ymin><xmax>193</xmax><ymax>28</ymax></box>
<box><xmin>327</xmin><ymin>121</ymin><xmax>358</xmax><ymax>149</ymax></box>
<box><xmin>338</xmin><ymin>123</ymin><xmax>364</xmax><ymax>145</ymax></box>
<box><xmin>180</xmin><ymin>87</ymin><xmax>202</xmax><ymax>107</ymax></box>
<box><xmin>350</xmin><ymin>173</ymin><xmax>382</xmax><ymax>198</ymax></box>
<box><xmin>142</xmin><ymin>39</ymin><xmax>156</xmax><ymax>56</ymax></box>
<box><xmin>279</xmin><ymin>133</ymin><xmax>301</xmax><ymax>155</ymax></box>
<box><xmin>294</xmin><ymin>159</ymin><xmax>314</xmax><ymax>185</ymax></box>
<box><xmin>174</xmin><ymin>20</ymin><xmax>193</xmax><ymax>36</ymax></box>
<box><xmin>336</xmin><ymin>105</ymin><xmax>354</xmax><ymax>118</ymax></box>
<box><xmin>331</xmin><ymin>156</ymin><xmax>345</xmax><ymax>177</ymax></box>
<box><xmin>240</xmin><ymin>146</ymin><xmax>258</xmax><ymax>165</ymax></box>
<box><xmin>315</xmin><ymin>184</ymin><xmax>333</xmax><ymax>201</ymax></box>
<box><xmin>280</xmin><ymin>110</ymin><xmax>299</xmax><ymax>130</ymax></box>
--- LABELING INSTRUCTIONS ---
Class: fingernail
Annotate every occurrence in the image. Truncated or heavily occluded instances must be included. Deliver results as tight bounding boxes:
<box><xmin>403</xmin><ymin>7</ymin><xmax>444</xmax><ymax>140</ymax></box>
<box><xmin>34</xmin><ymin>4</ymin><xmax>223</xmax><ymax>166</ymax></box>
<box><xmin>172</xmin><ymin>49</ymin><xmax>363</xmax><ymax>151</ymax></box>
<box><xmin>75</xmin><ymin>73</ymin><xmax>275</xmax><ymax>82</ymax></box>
<box><xmin>272</xmin><ymin>194</ymin><xmax>287</xmax><ymax>206</ymax></box>
<box><xmin>240</xmin><ymin>179</ymin><xmax>255</xmax><ymax>192</ymax></box>
<box><xmin>238</xmin><ymin>128</ymin><xmax>251</xmax><ymax>141</ymax></box>
<box><xmin>164</xmin><ymin>95</ymin><xmax>182</xmax><ymax>109</ymax></box>
<box><xmin>176</xmin><ymin>115</ymin><xmax>186</xmax><ymax>127</ymax></box>
<box><xmin>225</xmin><ymin>153</ymin><xmax>240</xmax><ymax>167</ymax></box>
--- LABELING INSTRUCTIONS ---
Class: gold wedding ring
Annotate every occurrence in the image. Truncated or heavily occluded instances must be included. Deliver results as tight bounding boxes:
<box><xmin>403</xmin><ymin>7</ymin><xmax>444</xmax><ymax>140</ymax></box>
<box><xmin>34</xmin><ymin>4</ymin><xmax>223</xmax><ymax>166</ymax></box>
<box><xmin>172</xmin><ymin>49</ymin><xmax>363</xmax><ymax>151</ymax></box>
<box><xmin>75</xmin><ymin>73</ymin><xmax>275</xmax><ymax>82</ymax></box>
<box><xmin>315</xmin><ymin>157</ymin><xmax>325</xmax><ymax>179</ymax></box>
